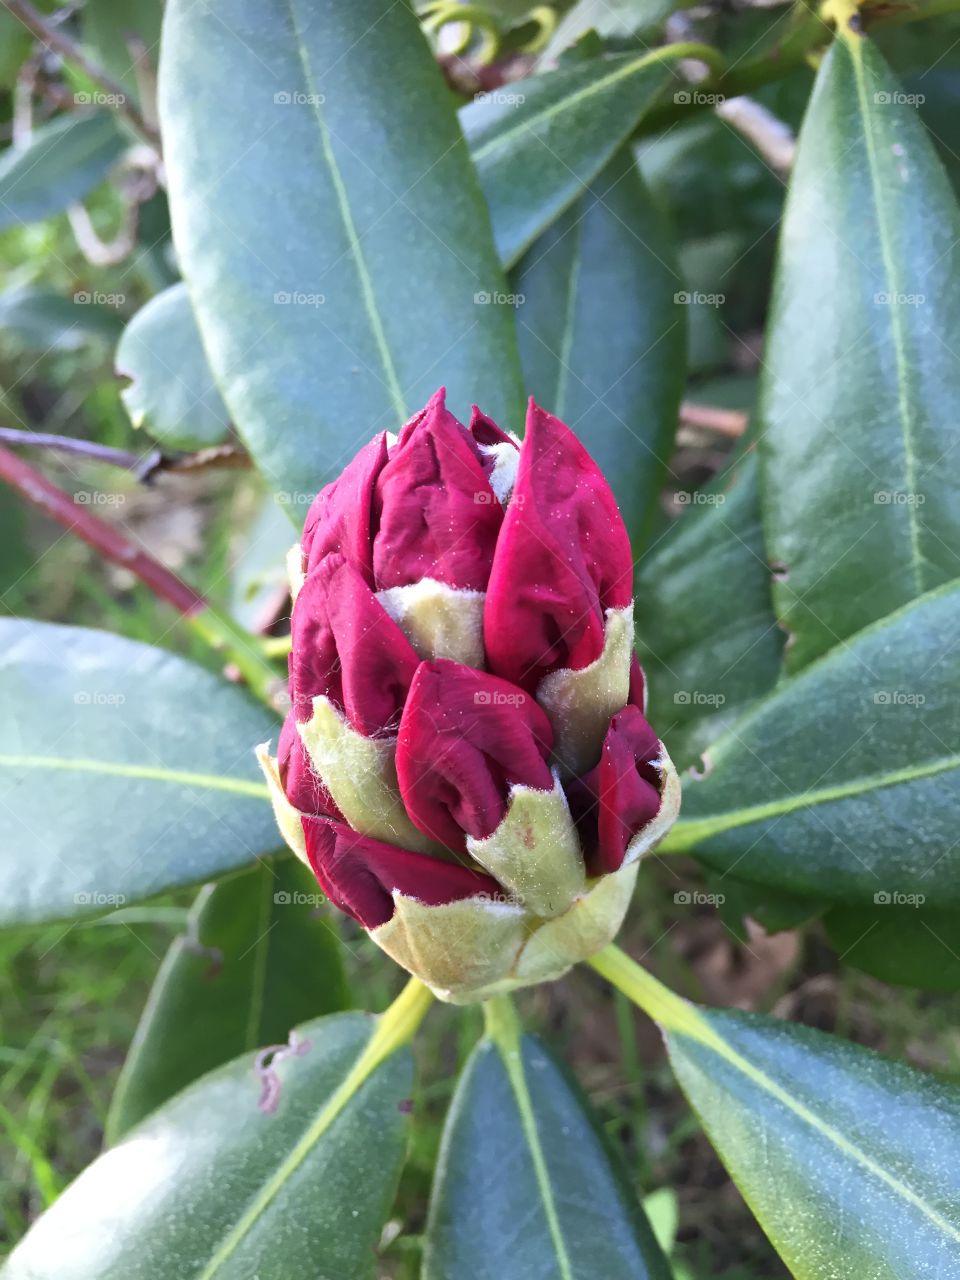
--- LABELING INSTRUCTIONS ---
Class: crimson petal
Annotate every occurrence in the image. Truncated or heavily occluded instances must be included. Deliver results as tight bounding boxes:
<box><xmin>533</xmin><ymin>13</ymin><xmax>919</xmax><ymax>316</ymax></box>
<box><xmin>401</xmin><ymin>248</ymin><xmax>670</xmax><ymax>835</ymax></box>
<box><xmin>301</xmin><ymin>432</ymin><xmax>389</xmax><ymax>582</ymax></box>
<box><xmin>396</xmin><ymin>659</ymin><xmax>554</xmax><ymax>851</ymax></box>
<box><xmin>484</xmin><ymin>400</ymin><xmax>633</xmax><ymax>692</ymax></box>
<box><xmin>278</xmin><ymin>712</ymin><xmax>343</xmax><ymax>819</ymax></box>
<box><xmin>289</xmin><ymin>553</ymin><xmax>420</xmax><ymax>735</ymax></box>
<box><xmin>302</xmin><ymin>815</ymin><xmax>500</xmax><ymax>929</ymax></box>
<box><xmin>372</xmin><ymin>388</ymin><xmax>502</xmax><ymax>592</ymax></box>
<box><xmin>567</xmin><ymin>704</ymin><xmax>662</xmax><ymax>875</ymax></box>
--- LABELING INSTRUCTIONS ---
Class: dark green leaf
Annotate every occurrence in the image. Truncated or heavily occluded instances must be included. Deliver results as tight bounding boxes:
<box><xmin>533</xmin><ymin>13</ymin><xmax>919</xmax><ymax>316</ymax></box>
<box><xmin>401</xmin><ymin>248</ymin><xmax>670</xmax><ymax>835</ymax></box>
<box><xmin>512</xmin><ymin>145</ymin><xmax>684</xmax><ymax>542</ymax></box>
<box><xmin>758</xmin><ymin>38</ymin><xmax>960</xmax><ymax>671</ymax></box>
<box><xmin>0</xmin><ymin>112</ymin><xmax>127</xmax><ymax>231</ymax></box>
<box><xmin>636</xmin><ymin>453</ymin><xmax>783</xmax><ymax>772</ymax></box>
<box><xmin>106</xmin><ymin>858</ymin><xmax>350</xmax><ymax>1140</ymax></box>
<box><xmin>116</xmin><ymin>283</ymin><xmax>231</xmax><ymax>449</ymax></box>
<box><xmin>0</xmin><ymin>620</ymin><xmax>279</xmax><ymax>924</ymax></box>
<box><xmin>424</xmin><ymin>1001</ymin><xmax>670</xmax><ymax>1280</ymax></box>
<box><xmin>825</xmin><ymin>900</ymin><xmax>960</xmax><ymax>992</ymax></box>
<box><xmin>2</xmin><ymin>1012</ymin><xmax>412</xmax><ymax>1280</ymax></box>
<box><xmin>159</xmin><ymin>0</ymin><xmax>523</xmax><ymax>506</ymax></box>
<box><xmin>663</xmin><ymin>579</ymin><xmax>960</xmax><ymax>906</ymax></box>
<box><xmin>669</xmin><ymin>1005</ymin><xmax>960</xmax><ymax>1277</ymax></box>
<box><xmin>463</xmin><ymin>53</ymin><xmax>672</xmax><ymax>269</ymax></box>
<box><xmin>0</xmin><ymin>284</ymin><xmax>123</xmax><ymax>352</ymax></box>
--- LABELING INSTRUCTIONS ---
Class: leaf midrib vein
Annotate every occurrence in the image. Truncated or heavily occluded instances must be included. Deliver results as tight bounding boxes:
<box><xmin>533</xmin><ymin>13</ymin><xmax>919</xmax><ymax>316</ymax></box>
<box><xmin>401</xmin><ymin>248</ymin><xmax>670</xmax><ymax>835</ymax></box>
<box><xmin>666</xmin><ymin>752</ymin><xmax>958</xmax><ymax>848</ymax></box>
<box><xmin>0</xmin><ymin>754</ymin><xmax>269</xmax><ymax>799</ymax></box>
<box><xmin>283</xmin><ymin>0</ymin><xmax>407</xmax><ymax>423</ymax></box>
<box><xmin>850</xmin><ymin>41</ymin><xmax>924</xmax><ymax>596</ymax></box>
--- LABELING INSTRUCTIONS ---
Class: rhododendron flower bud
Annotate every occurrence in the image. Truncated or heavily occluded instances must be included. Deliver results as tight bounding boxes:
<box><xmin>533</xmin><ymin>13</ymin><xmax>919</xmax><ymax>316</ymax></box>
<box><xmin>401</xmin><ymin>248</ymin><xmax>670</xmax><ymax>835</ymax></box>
<box><xmin>259</xmin><ymin>391</ymin><xmax>680</xmax><ymax>1002</ymax></box>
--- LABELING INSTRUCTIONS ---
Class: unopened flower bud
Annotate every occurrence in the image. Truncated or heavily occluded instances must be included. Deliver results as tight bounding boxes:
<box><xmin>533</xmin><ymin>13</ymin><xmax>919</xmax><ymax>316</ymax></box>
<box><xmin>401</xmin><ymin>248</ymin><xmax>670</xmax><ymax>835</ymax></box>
<box><xmin>259</xmin><ymin>391</ymin><xmax>679</xmax><ymax>1002</ymax></box>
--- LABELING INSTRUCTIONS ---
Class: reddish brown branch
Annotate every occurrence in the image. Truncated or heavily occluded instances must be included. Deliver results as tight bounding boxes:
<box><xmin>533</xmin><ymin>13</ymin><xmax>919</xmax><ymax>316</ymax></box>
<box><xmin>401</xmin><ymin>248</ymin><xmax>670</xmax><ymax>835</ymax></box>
<box><xmin>0</xmin><ymin>442</ymin><xmax>204</xmax><ymax>616</ymax></box>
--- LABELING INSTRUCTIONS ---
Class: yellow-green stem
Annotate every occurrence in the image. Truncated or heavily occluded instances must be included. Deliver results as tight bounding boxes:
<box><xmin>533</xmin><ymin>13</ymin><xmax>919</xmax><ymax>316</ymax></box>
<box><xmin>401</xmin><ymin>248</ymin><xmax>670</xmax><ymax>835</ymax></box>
<box><xmin>187</xmin><ymin>605</ymin><xmax>286</xmax><ymax>714</ymax></box>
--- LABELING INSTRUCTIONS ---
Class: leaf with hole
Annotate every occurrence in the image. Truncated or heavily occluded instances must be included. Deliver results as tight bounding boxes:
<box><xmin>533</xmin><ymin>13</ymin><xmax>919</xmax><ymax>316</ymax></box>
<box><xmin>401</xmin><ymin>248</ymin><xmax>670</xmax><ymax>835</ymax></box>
<box><xmin>2</xmin><ymin>1012</ymin><xmax>412</xmax><ymax>1280</ymax></box>
<box><xmin>106</xmin><ymin>858</ymin><xmax>350</xmax><ymax>1140</ymax></box>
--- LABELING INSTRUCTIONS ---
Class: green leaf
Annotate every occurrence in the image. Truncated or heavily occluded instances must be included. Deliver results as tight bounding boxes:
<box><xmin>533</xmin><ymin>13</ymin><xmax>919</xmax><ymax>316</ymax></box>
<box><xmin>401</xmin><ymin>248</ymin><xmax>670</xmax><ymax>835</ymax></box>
<box><xmin>512</xmin><ymin>145</ymin><xmax>684</xmax><ymax>542</ymax></box>
<box><xmin>663</xmin><ymin>579</ymin><xmax>960</xmax><ymax>905</ymax></box>
<box><xmin>116</xmin><ymin>283</ymin><xmax>231</xmax><ymax>449</ymax></box>
<box><xmin>423</xmin><ymin>998</ymin><xmax>671</xmax><ymax>1280</ymax></box>
<box><xmin>593</xmin><ymin>948</ymin><xmax>960</xmax><ymax>1280</ymax></box>
<box><xmin>463</xmin><ymin>53</ymin><xmax>672</xmax><ymax>269</ymax></box>
<box><xmin>106</xmin><ymin>858</ymin><xmax>349</xmax><ymax>1141</ymax></box>
<box><xmin>0</xmin><ymin>112</ymin><xmax>127</xmax><ymax>231</ymax></box>
<box><xmin>825</xmin><ymin>900</ymin><xmax>960</xmax><ymax>992</ymax></box>
<box><xmin>2</xmin><ymin>1012</ymin><xmax>413</xmax><ymax>1280</ymax></box>
<box><xmin>159</xmin><ymin>0</ymin><xmax>523</xmax><ymax>506</ymax></box>
<box><xmin>0</xmin><ymin>620</ymin><xmax>278</xmax><ymax>924</ymax></box>
<box><xmin>0</xmin><ymin>284</ymin><xmax>123</xmax><ymax>352</ymax></box>
<box><xmin>230</xmin><ymin>491</ymin><xmax>296</xmax><ymax>631</ymax></box>
<box><xmin>758</xmin><ymin>37</ymin><xmax>960</xmax><ymax>672</ymax></box>
<box><xmin>636</xmin><ymin>453</ymin><xmax>783</xmax><ymax>772</ymax></box>
<box><xmin>671</xmin><ymin>1007</ymin><xmax>960</xmax><ymax>1278</ymax></box>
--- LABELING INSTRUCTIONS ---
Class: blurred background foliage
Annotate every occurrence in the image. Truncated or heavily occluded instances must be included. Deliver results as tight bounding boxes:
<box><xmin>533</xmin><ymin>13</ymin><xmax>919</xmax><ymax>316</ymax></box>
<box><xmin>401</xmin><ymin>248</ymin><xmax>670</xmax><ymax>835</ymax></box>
<box><xmin>2</xmin><ymin>1</ymin><xmax>960</xmax><ymax>1276</ymax></box>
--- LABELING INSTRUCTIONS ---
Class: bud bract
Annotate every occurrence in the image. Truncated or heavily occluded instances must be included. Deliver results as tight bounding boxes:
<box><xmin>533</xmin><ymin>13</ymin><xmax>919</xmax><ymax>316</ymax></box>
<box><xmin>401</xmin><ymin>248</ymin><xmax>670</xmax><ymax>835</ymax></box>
<box><xmin>259</xmin><ymin>392</ymin><xmax>679</xmax><ymax>1002</ymax></box>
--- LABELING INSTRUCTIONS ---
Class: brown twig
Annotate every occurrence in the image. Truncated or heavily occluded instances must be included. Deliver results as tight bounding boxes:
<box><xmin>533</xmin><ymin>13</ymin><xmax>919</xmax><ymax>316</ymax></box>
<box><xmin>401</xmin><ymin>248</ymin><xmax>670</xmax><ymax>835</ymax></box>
<box><xmin>679</xmin><ymin>401</ymin><xmax>749</xmax><ymax>439</ymax></box>
<box><xmin>0</xmin><ymin>442</ymin><xmax>284</xmax><ymax>707</ymax></box>
<box><xmin>4</xmin><ymin>0</ymin><xmax>161</xmax><ymax>149</ymax></box>
<box><xmin>0</xmin><ymin>441</ymin><xmax>203</xmax><ymax>613</ymax></box>
<box><xmin>0</xmin><ymin>429</ymin><xmax>251</xmax><ymax>483</ymax></box>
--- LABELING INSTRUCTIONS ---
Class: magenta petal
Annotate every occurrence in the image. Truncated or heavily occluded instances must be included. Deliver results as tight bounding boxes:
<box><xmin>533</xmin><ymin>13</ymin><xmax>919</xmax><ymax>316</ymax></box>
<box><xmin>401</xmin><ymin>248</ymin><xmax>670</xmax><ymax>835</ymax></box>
<box><xmin>289</xmin><ymin>553</ymin><xmax>420</xmax><ymax>735</ymax></box>
<box><xmin>484</xmin><ymin>400</ymin><xmax>634</xmax><ymax>692</ymax></box>
<box><xmin>396</xmin><ymin>659</ymin><xmax>554</xmax><ymax>850</ymax></box>
<box><xmin>372</xmin><ymin>388</ymin><xmax>502</xmax><ymax>592</ymax></box>
<box><xmin>301</xmin><ymin>432</ymin><xmax>389</xmax><ymax>582</ymax></box>
<box><xmin>302</xmin><ymin>815</ymin><xmax>500</xmax><ymax>929</ymax></box>
<box><xmin>568</xmin><ymin>704</ymin><xmax>662</xmax><ymax>875</ymax></box>
<box><xmin>278</xmin><ymin>713</ymin><xmax>342</xmax><ymax>819</ymax></box>
<box><xmin>469</xmin><ymin>403</ymin><xmax>514</xmax><ymax>449</ymax></box>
